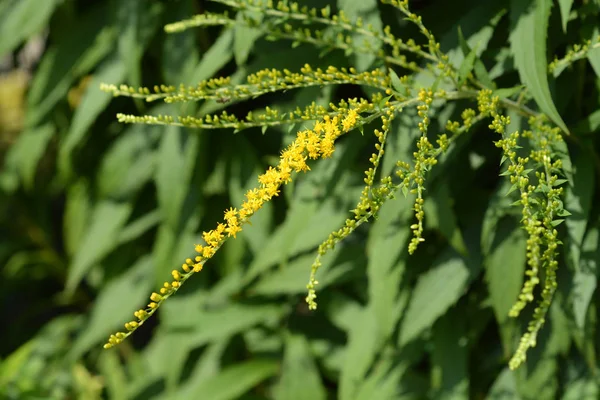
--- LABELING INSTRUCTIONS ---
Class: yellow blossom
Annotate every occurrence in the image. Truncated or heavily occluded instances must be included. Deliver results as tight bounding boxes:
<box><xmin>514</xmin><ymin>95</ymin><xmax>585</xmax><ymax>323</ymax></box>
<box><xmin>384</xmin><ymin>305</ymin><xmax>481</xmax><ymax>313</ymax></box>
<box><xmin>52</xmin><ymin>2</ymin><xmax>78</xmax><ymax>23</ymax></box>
<box><xmin>342</xmin><ymin>109</ymin><xmax>359</xmax><ymax>132</ymax></box>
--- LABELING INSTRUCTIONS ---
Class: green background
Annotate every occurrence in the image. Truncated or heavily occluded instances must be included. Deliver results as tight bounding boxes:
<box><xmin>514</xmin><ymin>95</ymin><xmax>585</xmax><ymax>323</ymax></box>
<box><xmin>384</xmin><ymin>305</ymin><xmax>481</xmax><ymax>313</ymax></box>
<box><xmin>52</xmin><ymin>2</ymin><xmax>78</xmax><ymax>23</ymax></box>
<box><xmin>1</xmin><ymin>0</ymin><xmax>599</xmax><ymax>398</ymax></box>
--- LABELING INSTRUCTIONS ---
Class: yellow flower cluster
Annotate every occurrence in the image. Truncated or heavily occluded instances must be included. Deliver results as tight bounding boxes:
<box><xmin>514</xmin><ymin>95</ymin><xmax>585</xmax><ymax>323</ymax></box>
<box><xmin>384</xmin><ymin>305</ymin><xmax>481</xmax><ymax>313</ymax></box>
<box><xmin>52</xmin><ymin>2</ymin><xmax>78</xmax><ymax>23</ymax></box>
<box><xmin>103</xmin><ymin>108</ymin><xmax>360</xmax><ymax>349</ymax></box>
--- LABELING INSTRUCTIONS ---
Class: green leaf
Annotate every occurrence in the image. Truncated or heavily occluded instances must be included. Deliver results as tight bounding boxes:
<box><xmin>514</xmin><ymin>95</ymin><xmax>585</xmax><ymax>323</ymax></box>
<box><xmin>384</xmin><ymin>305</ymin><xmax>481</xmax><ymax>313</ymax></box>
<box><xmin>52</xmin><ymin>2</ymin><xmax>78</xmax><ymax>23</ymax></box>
<box><xmin>25</xmin><ymin>4</ymin><xmax>115</xmax><ymax>127</ymax></box>
<box><xmin>572</xmin><ymin>267</ymin><xmax>596</xmax><ymax>331</ymax></box>
<box><xmin>0</xmin><ymin>0</ymin><xmax>58</xmax><ymax>56</ymax></box>
<box><xmin>457</xmin><ymin>28</ymin><xmax>478</xmax><ymax>87</ymax></box>
<box><xmin>487</xmin><ymin>368</ymin><xmax>521</xmax><ymax>400</ymax></box>
<box><xmin>572</xmin><ymin>226</ymin><xmax>599</xmax><ymax>330</ymax></box>
<box><xmin>587</xmin><ymin>28</ymin><xmax>600</xmax><ymax>79</ymax></box>
<box><xmin>441</xmin><ymin>3</ymin><xmax>506</xmax><ymax>71</ymax></box>
<box><xmin>354</xmin><ymin>359</ymin><xmax>405</xmax><ymax>400</ymax></box>
<box><xmin>485</xmin><ymin>217</ymin><xmax>526</xmax><ymax>323</ymax></box>
<box><xmin>0</xmin><ymin>340</ymin><xmax>36</xmax><ymax>387</ymax></box>
<box><xmin>564</xmin><ymin>147</ymin><xmax>594</xmax><ymax>272</ymax></box>
<box><xmin>154</xmin><ymin>124</ymin><xmax>200</xmax><ymax>229</ymax></box>
<box><xmin>98</xmin><ymin>350</ymin><xmax>128</xmax><ymax>400</ymax></box>
<box><xmin>339</xmin><ymin>307</ymin><xmax>380</xmax><ymax>400</ymax></box>
<box><xmin>251</xmin><ymin>246</ymin><xmax>357</xmax><ymax>295</ymax></box>
<box><xmin>190</xmin><ymin>28</ymin><xmax>235</xmax><ymax>84</ymax></box>
<box><xmin>65</xmin><ymin>200</ymin><xmax>133</xmax><ymax>295</ymax></box>
<box><xmin>562</xmin><ymin>376</ymin><xmax>599</xmax><ymax>400</ymax></box>
<box><xmin>493</xmin><ymin>85</ymin><xmax>525</xmax><ymax>99</ymax></box>
<box><xmin>114</xmin><ymin>0</ymin><xmax>162</xmax><ymax>88</ymax></box>
<box><xmin>234</xmin><ymin>12</ymin><xmax>262</xmax><ymax>66</ymax></box>
<box><xmin>398</xmin><ymin>250</ymin><xmax>470</xmax><ymax>346</ymax></box>
<box><xmin>97</xmin><ymin>123</ymin><xmax>158</xmax><ymax>200</ymax></box>
<box><xmin>117</xmin><ymin>210</ymin><xmax>161</xmax><ymax>245</ymax></box>
<box><xmin>58</xmin><ymin>57</ymin><xmax>126</xmax><ymax>180</ymax></box>
<box><xmin>457</xmin><ymin>27</ymin><xmax>494</xmax><ymax>88</ymax></box>
<box><xmin>367</xmin><ymin>200</ymin><xmax>410</xmax><ymax>341</ymax></box>
<box><xmin>338</xmin><ymin>0</ymin><xmax>382</xmax><ymax>71</ymax></box>
<box><xmin>431</xmin><ymin>308</ymin><xmax>468</xmax><ymax>400</ymax></box>
<box><xmin>68</xmin><ymin>256</ymin><xmax>153</xmax><ymax>360</ymax></box>
<box><xmin>516</xmin><ymin>358</ymin><xmax>558</xmax><ymax>399</ymax></box>
<box><xmin>274</xmin><ymin>334</ymin><xmax>326</xmax><ymax>400</ymax></box>
<box><xmin>161</xmin><ymin>0</ymin><xmax>200</xmax><ymax>84</ymax></box>
<box><xmin>389</xmin><ymin>68</ymin><xmax>405</xmax><ymax>94</ymax></box>
<box><xmin>423</xmin><ymin>181</ymin><xmax>468</xmax><ymax>255</ymax></box>
<box><xmin>3</xmin><ymin>123</ymin><xmax>54</xmax><ymax>190</ymax></box>
<box><xmin>63</xmin><ymin>180</ymin><xmax>92</xmax><ymax>257</ymax></box>
<box><xmin>557</xmin><ymin>0</ymin><xmax>574</xmax><ymax>33</ymax></box>
<box><xmin>161</xmin><ymin>301</ymin><xmax>284</xmax><ymax>341</ymax></box>
<box><xmin>509</xmin><ymin>0</ymin><xmax>569</xmax><ymax>134</ymax></box>
<box><xmin>227</xmin><ymin>136</ymin><xmax>273</xmax><ymax>255</ymax></box>
<box><xmin>178</xmin><ymin>360</ymin><xmax>279</xmax><ymax>400</ymax></box>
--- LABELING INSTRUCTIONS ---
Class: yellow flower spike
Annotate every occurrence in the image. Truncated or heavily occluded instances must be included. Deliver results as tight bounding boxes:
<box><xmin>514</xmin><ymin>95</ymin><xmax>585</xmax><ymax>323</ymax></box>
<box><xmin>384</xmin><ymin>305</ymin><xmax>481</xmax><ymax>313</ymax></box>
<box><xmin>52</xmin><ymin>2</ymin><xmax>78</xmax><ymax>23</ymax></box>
<box><xmin>105</xmin><ymin>107</ymin><xmax>357</xmax><ymax>350</ymax></box>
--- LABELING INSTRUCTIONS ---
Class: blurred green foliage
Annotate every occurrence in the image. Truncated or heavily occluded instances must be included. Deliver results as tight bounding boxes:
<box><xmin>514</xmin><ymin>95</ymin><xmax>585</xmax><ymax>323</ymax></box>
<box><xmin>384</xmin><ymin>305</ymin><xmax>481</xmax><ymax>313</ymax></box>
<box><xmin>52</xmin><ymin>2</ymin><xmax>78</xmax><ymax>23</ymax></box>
<box><xmin>1</xmin><ymin>0</ymin><xmax>600</xmax><ymax>399</ymax></box>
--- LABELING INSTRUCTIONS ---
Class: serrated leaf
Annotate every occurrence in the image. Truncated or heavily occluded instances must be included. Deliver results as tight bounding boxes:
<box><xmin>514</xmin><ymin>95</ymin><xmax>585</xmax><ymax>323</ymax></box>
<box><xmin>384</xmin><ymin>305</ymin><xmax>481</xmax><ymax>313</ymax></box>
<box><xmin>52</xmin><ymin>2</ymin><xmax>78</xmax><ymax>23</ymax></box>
<box><xmin>509</xmin><ymin>0</ymin><xmax>569</xmax><ymax>134</ymax></box>
<box><xmin>65</xmin><ymin>200</ymin><xmax>133</xmax><ymax>295</ymax></box>
<box><xmin>399</xmin><ymin>250</ymin><xmax>470</xmax><ymax>346</ymax></box>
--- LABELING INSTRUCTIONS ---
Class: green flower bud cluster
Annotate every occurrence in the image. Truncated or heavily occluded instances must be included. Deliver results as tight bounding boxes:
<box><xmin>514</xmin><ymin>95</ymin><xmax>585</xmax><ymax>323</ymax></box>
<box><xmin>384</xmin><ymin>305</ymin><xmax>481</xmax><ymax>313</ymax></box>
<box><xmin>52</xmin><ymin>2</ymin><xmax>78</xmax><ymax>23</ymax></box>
<box><xmin>549</xmin><ymin>34</ymin><xmax>600</xmax><ymax>77</ymax></box>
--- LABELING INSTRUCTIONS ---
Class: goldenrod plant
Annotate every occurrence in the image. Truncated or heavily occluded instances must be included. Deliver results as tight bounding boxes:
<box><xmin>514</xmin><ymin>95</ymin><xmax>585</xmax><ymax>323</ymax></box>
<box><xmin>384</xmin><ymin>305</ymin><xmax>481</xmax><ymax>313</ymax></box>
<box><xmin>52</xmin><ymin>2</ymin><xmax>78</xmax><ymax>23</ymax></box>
<box><xmin>2</xmin><ymin>0</ymin><xmax>600</xmax><ymax>398</ymax></box>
